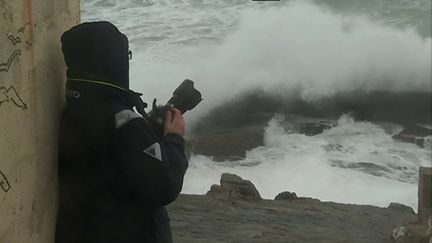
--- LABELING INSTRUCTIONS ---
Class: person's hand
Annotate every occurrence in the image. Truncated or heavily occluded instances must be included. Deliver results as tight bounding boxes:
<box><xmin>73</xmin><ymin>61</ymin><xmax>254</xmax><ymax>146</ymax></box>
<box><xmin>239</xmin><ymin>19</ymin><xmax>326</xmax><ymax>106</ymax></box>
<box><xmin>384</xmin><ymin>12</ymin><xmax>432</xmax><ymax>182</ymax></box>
<box><xmin>164</xmin><ymin>108</ymin><xmax>185</xmax><ymax>137</ymax></box>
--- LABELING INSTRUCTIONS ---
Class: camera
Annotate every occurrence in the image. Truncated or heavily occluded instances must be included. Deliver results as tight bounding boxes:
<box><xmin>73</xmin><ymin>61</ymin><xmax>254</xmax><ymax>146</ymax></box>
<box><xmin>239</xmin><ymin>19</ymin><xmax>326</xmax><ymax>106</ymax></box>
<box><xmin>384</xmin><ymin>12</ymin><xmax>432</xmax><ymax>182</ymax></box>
<box><xmin>148</xmin><ymin>79</ymin><xmax>202</xmax><ymax>138</ymax></box>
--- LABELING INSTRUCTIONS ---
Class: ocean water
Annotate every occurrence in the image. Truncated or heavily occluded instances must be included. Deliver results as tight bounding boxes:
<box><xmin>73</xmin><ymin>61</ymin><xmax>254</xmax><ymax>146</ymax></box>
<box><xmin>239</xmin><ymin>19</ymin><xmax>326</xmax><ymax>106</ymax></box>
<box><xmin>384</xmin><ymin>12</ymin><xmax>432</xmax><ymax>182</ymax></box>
<box><xmin>81</xmin><ymin>0</ymin><xmax>432</xmax><ymax>209</ymax></box>
<box><xmin>185</xmin><ymin>115</ymin><xmax>431</xmax><ymax>209</ymax></box>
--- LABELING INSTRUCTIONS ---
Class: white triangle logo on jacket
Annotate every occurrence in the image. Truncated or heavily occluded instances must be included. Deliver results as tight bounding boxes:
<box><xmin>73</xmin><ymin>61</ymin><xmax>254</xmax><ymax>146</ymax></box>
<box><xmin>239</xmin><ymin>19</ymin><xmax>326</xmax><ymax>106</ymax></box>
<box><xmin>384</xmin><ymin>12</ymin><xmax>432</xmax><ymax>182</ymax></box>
<box><xmin>143</xmin><ymin>143</ymin><xmax>162</xmax><ymax>161</ymax></box>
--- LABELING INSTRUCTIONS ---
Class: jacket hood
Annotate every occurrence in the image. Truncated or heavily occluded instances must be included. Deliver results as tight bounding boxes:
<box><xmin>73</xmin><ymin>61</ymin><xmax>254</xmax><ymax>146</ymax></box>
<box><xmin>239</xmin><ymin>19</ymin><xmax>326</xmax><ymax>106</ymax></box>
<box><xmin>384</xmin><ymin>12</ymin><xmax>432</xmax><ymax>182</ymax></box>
<box><xmin>61</xmin><ymin>21</ymin><xmax>130</xmax><ymax>89</ymax></box>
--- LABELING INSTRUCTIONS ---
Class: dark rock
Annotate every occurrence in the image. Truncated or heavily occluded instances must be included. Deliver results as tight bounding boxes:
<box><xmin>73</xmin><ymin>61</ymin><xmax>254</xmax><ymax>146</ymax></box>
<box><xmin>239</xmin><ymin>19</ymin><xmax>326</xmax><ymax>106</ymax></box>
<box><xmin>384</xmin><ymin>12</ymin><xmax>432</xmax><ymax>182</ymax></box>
<box><xmin>393</xmin><ymin>124</ymin><xmax>432</xmax><ymax>148</ymax></box>
<box><xmin>196</xmin><ymin>90</ymin><xmax>432</xmax><ymax>133</ymax></box>
<box><xmin>298</xmin><ymin>122</ymin><xmax>332</xmax><ymax>136</ymax></box>
<box><xmin>388</xmin><ymin>203</ymin><xmax>415</xmax><ymax>214</ymax></box>
<box><xmin>206</xmin><ymin>173</ymin><xmax>261</xmax><ymax>199</ymax></box>
<box><xmin>188</xmin><ymin>112</ymin><xmax>269</xmax><ymax>162</ymax></box>
<box><xmin>168</xmin><ymin>193</ymin><xmax>416</xmax><ymax>242</ymax></box>
<box><xmin>274</xmin><ymin>191</ymin><xmax>298</xmax><ymax>201</ymax></box>
<box><xmin>208</xmin><ymin>184</ymin><xmax>223</xmax><ymax>193</ymax></box>
<box><xmin>393</xmin><ymin>133</ymin><xmax>432</xmax><ymax>148</ymax></box>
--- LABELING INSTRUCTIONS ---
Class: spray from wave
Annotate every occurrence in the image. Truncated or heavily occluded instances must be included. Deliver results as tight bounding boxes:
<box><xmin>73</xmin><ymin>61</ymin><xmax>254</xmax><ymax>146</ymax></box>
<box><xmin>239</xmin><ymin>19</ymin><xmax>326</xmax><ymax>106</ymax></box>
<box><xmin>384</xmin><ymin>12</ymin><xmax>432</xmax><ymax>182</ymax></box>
<box><xmin>128</xmin><ymin>2</ymin><xmax>431</xmax><ymax>122</ymax></box>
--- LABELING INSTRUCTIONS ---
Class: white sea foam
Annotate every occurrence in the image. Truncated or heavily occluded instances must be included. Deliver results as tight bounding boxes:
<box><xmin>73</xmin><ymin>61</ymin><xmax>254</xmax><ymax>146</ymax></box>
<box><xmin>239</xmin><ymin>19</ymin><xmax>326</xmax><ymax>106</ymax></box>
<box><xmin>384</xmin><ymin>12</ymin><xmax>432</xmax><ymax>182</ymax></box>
<box><xmin>183</xmin><ymin>115</ymin><xmax>431</xmax><ymax>210</ymax></box>
<box><xmin>125</xmin><ymin>2</ymin><xmax>431</xmax><ymax>123</ymax></box>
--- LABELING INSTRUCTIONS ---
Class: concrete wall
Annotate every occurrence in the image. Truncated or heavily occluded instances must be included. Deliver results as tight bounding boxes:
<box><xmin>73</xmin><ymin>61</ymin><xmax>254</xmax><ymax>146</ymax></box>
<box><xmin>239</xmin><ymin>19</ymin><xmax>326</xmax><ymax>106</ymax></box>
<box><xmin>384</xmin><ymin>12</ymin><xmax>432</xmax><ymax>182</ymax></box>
<box><xmin>0</xmin><ymin>1</ymin><xmax>79</xmax><ymax>242</ymax></box>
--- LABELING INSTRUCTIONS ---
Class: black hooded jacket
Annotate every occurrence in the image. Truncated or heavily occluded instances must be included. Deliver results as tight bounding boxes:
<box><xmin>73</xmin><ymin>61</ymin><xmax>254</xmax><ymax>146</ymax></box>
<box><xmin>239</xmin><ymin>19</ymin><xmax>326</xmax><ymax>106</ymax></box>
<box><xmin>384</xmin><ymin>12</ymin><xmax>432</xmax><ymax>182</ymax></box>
<box><xmin>55</xmin><ymin>22</ymin><xmax>188</xmax><ymax>243</ymax></box>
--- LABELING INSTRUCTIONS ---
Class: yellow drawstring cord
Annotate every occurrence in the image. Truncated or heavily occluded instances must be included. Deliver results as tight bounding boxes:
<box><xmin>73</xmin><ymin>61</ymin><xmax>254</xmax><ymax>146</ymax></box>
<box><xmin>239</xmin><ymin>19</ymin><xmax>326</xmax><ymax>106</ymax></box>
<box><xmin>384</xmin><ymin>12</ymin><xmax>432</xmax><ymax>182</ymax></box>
<box><xmin>67</xmin><ymin>78</ymin><xmax>128</xmax><ymax>92</ymax></box>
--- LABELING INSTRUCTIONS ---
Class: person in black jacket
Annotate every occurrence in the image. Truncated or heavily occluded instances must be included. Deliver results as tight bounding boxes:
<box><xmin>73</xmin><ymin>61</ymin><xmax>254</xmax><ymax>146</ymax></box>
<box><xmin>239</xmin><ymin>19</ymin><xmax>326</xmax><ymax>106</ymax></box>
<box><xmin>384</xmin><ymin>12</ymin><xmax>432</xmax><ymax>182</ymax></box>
<box><xmin>55</xmin><ymin>21</ymin><xmax>188</xmax><ymax>243</ymax></box>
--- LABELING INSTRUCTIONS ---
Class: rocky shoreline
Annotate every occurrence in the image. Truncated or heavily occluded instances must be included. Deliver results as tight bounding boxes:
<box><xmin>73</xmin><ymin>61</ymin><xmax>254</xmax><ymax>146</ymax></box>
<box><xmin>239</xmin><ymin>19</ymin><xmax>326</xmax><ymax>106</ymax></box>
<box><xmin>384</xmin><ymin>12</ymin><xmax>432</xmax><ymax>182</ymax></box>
<box><xmin>167</xmin><ymin>173</ymin><xmax>431</xmax><ymax>243</ymax></box>
<box><xmin>178</xmin><ymin>90</ymin><xmax>432</xmax><ymax>242</ymax></box>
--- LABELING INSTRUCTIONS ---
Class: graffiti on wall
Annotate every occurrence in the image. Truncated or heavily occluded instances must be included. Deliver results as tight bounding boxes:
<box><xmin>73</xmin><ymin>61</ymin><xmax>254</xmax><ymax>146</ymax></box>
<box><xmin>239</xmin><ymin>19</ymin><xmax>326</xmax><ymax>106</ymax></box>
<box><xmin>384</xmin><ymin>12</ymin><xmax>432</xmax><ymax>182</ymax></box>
<box><xmin>0</xmin><ymin>50</ymin><xmax>21</xmax><ymax>73</ymax></box>
<box><xmin>1</xmin><ymin>30</ymin><xmax>23</xmax><ymax>73</ymax></box>
<box><xmin>0</xmin><ymin>85</ymin><xmax>27</xmax><ymax>109</ymax></box>
<box><xmin>0</xmin><ymin>169</ymin><xmax>11</xmax><ymax>193</ymax></box>
<box><xmin>0</xmin><ymin>27</ymin><xmax>27</xmax><ymax>110</ymax></box>
<box><xmin>7</xmin><ymin>33</ymin><xmax>21</xmax><ymax>45</ymax></box>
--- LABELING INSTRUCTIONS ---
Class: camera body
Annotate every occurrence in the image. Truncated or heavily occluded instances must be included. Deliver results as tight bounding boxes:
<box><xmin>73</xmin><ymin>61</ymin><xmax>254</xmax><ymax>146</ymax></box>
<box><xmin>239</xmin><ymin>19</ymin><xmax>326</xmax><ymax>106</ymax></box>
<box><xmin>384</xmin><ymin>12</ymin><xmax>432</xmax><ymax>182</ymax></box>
<box><xmin>148</xmin><ymin>79</ymin><xmax>202</xmax><ymax>139</ymax></box>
